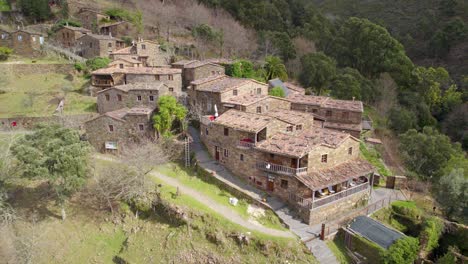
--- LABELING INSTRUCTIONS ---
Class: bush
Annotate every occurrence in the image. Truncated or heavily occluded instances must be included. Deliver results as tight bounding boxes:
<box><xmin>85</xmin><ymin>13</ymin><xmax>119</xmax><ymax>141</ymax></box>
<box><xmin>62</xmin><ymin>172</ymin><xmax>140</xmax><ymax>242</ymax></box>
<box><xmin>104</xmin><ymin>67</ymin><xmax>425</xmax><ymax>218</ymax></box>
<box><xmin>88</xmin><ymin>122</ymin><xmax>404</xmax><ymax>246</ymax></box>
<box><xmin>384</xmin><ymin>236</ymin><xmax>420</xmax><ymax>264</ymax></box>
<box><xmin>269</xmin><ymin>86</ymin><xmax>286</xmax><ymax>98</ymax></box>
<box><xmin>51</xmin><ymin>19</ymin><xmax>82</xmax><ymax>32</ymax></box>
<box><xmin>0</xmin><ymin>46</ymin><xmax>13</xmax><ymax>61</ymax></box>
<box><xmin>74</xmin><ymin>62</ymin><xmax>85</xmax><ymax>72</ymax></box>
<box><xmin>420</xmin><ymin>217</ymin><xmax>444</xmax><ymax>253</ymax></box>
<box><xmin>105</xmin><ymin>8</ymin><xmax>143</xmax><ymax>33</ymax></box>
<box><xmin>391</xmin><ymin>201</ymin><xmax>422</xmax><ymax>221</ymax></box>
<box><xmin>86</xmin><ymin>57</ymin><xmax>111</xmax><ymax>71</ymax></box>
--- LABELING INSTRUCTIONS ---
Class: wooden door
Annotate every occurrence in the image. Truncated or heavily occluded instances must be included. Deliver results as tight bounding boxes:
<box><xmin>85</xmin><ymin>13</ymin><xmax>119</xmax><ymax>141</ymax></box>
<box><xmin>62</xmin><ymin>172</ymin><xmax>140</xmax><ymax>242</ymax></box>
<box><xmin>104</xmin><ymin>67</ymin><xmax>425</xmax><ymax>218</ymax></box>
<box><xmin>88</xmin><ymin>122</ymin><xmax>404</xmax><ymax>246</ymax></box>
<box><xmin>267</xmin><ymin>180</ymin><xmax>274</xmax><ymax>192</ymax></box>
<box><xmin>386</xmin><ymin>176</ymin><xmax>395</xmax><ymax>189</ymax></box>
<box><xmin>291</xmin><ymin>158</ymin><xmax>297</xmax><ymax>168</ymax></box>
<box><xmin>215</xmin><ymin>146</ymin><xmax>220</xmax><ymax>161</ymax></box>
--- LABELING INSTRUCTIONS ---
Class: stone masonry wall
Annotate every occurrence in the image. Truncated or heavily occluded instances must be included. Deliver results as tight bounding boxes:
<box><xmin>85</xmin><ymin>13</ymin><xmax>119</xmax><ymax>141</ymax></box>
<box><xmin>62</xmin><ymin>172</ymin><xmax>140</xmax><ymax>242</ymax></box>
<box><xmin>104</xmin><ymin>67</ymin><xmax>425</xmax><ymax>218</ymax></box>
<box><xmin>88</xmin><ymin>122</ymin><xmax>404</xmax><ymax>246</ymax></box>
<box><xmin>184</xmin><ymin>64</ymin><xmax>224</xmax><ymax>88</ymax></box>
<box><xmin>307</xmin><ymin>137</ymin><xmax>360</xmax><ymax>171</ymax></box>
<box><xmin>97</xmin><ymin>88</ymin><xmax>159</xmax><ymax>113</ymax></box>
<box><xmin>125</xmin><ymin>73</ymin><xmax>182</xmax><ymax>95</ymax></box>
<box><xmin>0</xmin><ymin>113</ymin><xmax>97</xmax><ymax>131</ymax></box>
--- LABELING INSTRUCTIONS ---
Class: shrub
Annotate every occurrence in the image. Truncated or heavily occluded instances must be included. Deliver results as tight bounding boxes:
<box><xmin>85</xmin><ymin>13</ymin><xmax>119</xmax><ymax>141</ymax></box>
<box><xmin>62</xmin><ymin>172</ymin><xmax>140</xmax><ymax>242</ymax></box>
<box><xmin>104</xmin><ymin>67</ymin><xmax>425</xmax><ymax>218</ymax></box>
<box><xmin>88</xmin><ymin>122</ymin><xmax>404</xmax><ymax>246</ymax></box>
<box><xmin>269</xmin><ymin>86</ymin><xmax>286</xmax><ymax>98</ymax></box>
<box><xmin>105</xmin><ymin>8</ymin><xmax>143</xmax><ymax>33</ymax></box>
<box><xmin>0</xmin><ymin>46</ymin><xmax>13</xmax><ymax>61</ymax></box>
<box><xmin>391</xmin><ymin>201</ymin><xmax>422</xmax><ymax>221</ymax></box>
<box><xmin>74</xmin><ymin>62</ymin><xmax>85</xmax><ymax>72</ymax></box>
<box><xmin>384</xmin><ymin>236</ymin><xmax>420</xmax><ymax>264</ymax></box>
<box><xmin>51</xmin><ymin>19</ymin><xmax>82</xmax><ymax>32</ymax></box>
<box><xmin>420</xmin><ymin>217</ymin><xmax>444</xmax><ymax>253</ymax></box>
<box><xmin>86</xmin><ymin>57</ymin><xmax>111</xmax><ymax>71</ymax></box>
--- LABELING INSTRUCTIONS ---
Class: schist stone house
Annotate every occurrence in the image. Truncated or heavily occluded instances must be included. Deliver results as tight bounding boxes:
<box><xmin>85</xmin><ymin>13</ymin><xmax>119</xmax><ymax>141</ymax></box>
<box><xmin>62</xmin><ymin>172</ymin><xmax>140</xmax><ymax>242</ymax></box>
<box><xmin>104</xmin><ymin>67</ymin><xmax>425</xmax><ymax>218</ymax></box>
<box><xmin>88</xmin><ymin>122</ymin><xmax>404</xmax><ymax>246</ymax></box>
<box><xmin>99</xmin><ymin>21</ymin><xmax>137</xmax><ymax>39</ymax></box>
<box><xmin>108</xmin><ymin>57</ymin><xmax>143</xmax><ymax>69</ymax></box>
<box><xmin>96</xmin><ymin>82</ymin><xmax>174</xmax><ymax>113</ymax></box>
<box><xmin>200</xmin><ymin>109</ymin><xmax>374</xmax><ymax>225</ymax></box>
<box><xmin>84</xmin><ymin>107</ymin><xmax>155</xmax><ymax>153</ymax></box>
<box><xmin>288</xmin><ymin>94</ymin><xmax>364</xmax><ymax>137</ymax></box>
<box><xmin>77</xmin><ymin>34</ymin><xmax>125</xmax><ymax>59</ymax></box>
<box><xmin>0</xmin><ymin>29</ymin><xmax>45</xmax><ymax>56</ymax></box>
<box><xmin>90</xmin><ymin>67</ymin><xmax>182</xmax><ymax>95</ymax></box>
<box><xmin>187</xmin><ymin>75</ymin><xmax>269</xmax><ymax>115</ymax></box>
<box><xmin>55</xmin><ymin>26</ymin><xmax>91</xmax><ymax>48</ymax></box>
<box><xmin>110</xmin><ymin>40</ymin><xmax>170</xmax><ymax>67</ymax></box>
<box><xmin>75</xmin><ymin>8</ymin><xmax>110</xmax><ymax>32</ymax></box>
<box><xmin>172</xmin><ymin>60</ymin><xmax>225</xmax><ymax>89</ymax></box>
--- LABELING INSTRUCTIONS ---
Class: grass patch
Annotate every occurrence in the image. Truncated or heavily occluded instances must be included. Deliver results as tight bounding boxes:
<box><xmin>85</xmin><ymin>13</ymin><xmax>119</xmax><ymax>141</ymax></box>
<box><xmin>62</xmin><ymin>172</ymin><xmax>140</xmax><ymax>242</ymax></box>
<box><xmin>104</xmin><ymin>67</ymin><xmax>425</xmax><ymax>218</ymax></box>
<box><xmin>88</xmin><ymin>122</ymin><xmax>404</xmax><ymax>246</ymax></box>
<box><xmin>0</xmin><ymin>73</ymin><xmax>95</xmax><ymax>117</ymax></box>
<box><xmin>156</xmin><ymin>164</ymin><xmax>287</xmax><ymax>231</ymax></box>
<box><xmin>327</xmin><ymin>236</ymin><xmax>353</xmax><ymax>264</ymax></box>
<box><xmin>360</xmin><ymin>142</ymin><xmax>391</xmax><ymax>176</ymax></box>
<box><xmin>392</xmin><ymin>200</ymin><xmax>417</xmax><ymax>209</ymax></box>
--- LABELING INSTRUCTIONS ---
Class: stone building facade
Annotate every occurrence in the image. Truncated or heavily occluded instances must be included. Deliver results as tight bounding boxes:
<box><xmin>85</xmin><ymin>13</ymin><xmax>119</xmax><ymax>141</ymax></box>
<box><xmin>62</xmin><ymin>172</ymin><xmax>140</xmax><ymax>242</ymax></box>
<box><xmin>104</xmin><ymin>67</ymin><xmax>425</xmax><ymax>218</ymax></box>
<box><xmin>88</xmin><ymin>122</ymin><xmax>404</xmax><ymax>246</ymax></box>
<box><xmin>108</xmin><ymin>58</ymin><xmax>143</xmax><ymax>69</ymax></box>
<box><xmin>172</xmin><ymin>60</ymin><xmax>225</xmax><ymax>89</ymax></box>
<box><xmin>84</xmin><ymin>107</ymin><xmax>155</xmax><ymax>152</ymax></box>
<box><xmin>77</xmin><ymin>34</ymin><xmax>125</xmax><ymax>59</ymax></box>
<box><xmin>3</xmin><ymin>30</ymin><xmax>45</xmax><ymax>56</ymax></box>
<box><xmin>96</xmin><ymin>82</ymin><xmax>175</xmax><ymax>113</ymax></box>
<box><xmin>0</xmin><ymin>29</ymin><xmax>12</xmax><ymax>47</ymax></box>
<box><xmin>110</xmin><ymin>40</ymin><xmax>170</xmax><ymax>67</ymax></box>
<box><xmin>75</xmin><ymin>8</ymin><xmax>110</xmax><ymax>32</ymax></box>
<box><xmin>98</xmin><ymin>21</ymin><xmax>136</xmax><ymax>38</ymax></box>
<box><xmin>55</xmin><ymin>26</ymin><xmax>91</xmax><ymax>48</ymax></box>
<box><xmin>199</xmin><ymin>108</ymin><xmax>374</xmax><ymax>225</ymax></box>
<box><xmin>288</xmin><ymin>94</ymin><xmax>364</xmax><ymax>138</ymax></box>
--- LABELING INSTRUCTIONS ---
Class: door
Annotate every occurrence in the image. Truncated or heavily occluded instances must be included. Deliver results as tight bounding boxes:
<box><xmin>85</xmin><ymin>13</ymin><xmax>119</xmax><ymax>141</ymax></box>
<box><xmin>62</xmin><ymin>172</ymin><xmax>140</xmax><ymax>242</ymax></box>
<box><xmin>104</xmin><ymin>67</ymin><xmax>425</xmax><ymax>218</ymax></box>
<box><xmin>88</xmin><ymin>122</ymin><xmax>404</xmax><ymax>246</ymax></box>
<box><xmin>291</xmin><ymin>158</ymin><xmax>297</xmax><ymax>168</ymax></box>
<box><xmin>386</xmin><ymin>176</ymin><xmax>395</xmax><ymax>189</ymax></box>
<box><xmin>215</xmin><ymin>146</ymin><xmax>220</xmax><ymax>161</ymax></box>
<box><xmin>267</xmin><ymin>180</ymin><xmax>274</xmax><ymax>192</ymax></box>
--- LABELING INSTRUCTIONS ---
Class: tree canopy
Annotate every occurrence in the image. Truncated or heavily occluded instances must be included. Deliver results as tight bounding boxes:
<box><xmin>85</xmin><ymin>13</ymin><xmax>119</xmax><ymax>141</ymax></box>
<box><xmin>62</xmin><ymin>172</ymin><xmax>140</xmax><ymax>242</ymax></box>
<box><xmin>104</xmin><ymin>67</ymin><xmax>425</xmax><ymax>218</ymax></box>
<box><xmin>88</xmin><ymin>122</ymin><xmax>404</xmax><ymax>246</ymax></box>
<box><xmin>331</xmin><ymin>67</ymin><xmax>376</xmax><ymax>102</ymax></box>
<box><xmin>437</xmin><ymin>168</ymin><xmax>467</xmax><ymax>223</ymax></box>
<box><xmin>11</xmin><ymin>124</ymin><xmax>91</xmax><ymax>220</ymax></box>
<box><xmin>153</xmin><ymin>96</ymin><xmax>187</xmax><ymax>138</ymax></box>
<box><xmin>226</xmin><ymin>59</ymin><xmax>256</xmax><ymax>79</ymax></box>
<box><xmin>18</xmin><ymin>0</ymin><xmax>51</xmax><ymax>21</ymax></box>
<box><xmin>299</xmin><ymin>52</ymin><xmax>336</xmax><ymax>95</ymax></box>
<box><xmin>263</xmin><ymin>56</ymin><xmax>288</xmax><ymax>82</ymax></box>
<box><xmin>384</xmin><ymin>236</ymin><xmax>419</xmax><ymax>264</ymax></box>
<box><xmin>268</xmin><ymin>86</ymin><xmax>286</xmax><ymax>98</ymax></box>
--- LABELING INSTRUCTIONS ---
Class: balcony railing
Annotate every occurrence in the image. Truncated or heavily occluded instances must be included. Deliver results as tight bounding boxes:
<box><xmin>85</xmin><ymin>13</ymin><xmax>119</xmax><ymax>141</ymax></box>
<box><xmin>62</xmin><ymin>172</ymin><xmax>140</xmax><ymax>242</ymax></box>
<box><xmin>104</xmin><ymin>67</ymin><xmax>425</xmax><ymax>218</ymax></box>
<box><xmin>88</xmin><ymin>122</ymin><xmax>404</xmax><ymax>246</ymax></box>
<box><xmin>289</xmin><ymin>181</ymin><xmax>369</xmax><ymax>210</ymax></box>
<box><xmin>237</xmin><ymin>140</ymin><xmax>255</xmax><ymax>149</ymax></box>
<box><xmin>256</xmin><ymin>161</ymin><xmax>308</xmax><ymax>176</ymax></box>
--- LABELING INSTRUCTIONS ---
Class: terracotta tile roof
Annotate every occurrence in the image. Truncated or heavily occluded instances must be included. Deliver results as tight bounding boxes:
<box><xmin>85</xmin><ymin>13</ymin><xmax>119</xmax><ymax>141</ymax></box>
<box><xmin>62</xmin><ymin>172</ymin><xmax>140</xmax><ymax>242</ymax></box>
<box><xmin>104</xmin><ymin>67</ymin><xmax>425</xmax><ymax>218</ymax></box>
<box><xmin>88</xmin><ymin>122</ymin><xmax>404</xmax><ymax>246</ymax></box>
<box><xmin>185</xmin><ymin>61</ymin><xmax>222</xmax><ymax>69</ymax></box>
<box><xmin>172</xmin><ymin>59</ymin><xmax>199</xmax><ymax>66</ymax></box>
<box><xmin>284</xmin><ymin>82</ymin><xmax>306</xmax><ymax>94</ymax></box>
<box><xmin>264</xmin><ymin>108</ymin><xmax>313</xmax><ymax>125</ymax></box>
<box><xmin>99</xmin><ymin>21</ymin><xmax>127</xmax><ymax>28</ymax></box>
<box><xmin>103</xmin><ymin>108</ymin><xmax>128</xmax><ymax>121</ymax></box>
<box><xmin>222</xmin><ymin>94</ymin><xmax>268</xmax><ymax>106</ymax></box>
<box><xmin>255</xmin><ymin>128</ymin><xmax>352</xmax><ymax>157</ymax></box>
<box><xmin>213</xmin><ymin>110</ymin><xmax>273</xmax><ymax>133</ymax></box>
<box><xmin>126</xmin><ymin>107</ymin><xmax>154</xmax><ymax>115</ymax></box>
<box><xmin>92</xmin><ymin>67</ymin><xmax>181</xmax><ymax>75</ymax></box>
<box><xmin>193</xmin><ymin>75</ymin><xmax>252</xmax><ymax>93</ymax></box>
<box><xmin>62</xmin><ymin>26</ymin><xmax>91</xmax><ymax>33</ymax></box>
<box><xmin>110</xmin><ymin>46</ymin><xmax>133</xmax><ymax>55</ymax></box>
<box><xmin>78</xmin><ymin>33</ymin><xmax>121</xmax><ymax>41</ymax></box>
<box><xmin>296</xmin><ymin>158</ymin><xmax>374</xmax><ymax>190</ymax></box>
<box><xmin>88</xmin><ymin>107</ymin><xmax>154</xmax><ymax>123</ymax></box>
<box><xmin>324</xmin><ymin>121</ymin><xmax>362</xmax><ymax>132</ymax></box>
<box><xmin>205</xmin><ymin>58</ymin><xmax>234</xmax><ymax>65</ymax></box>
<box><xmin>287</xmin><ymin>94</ymin><xmax>364</xmax><ymax>112</ymax></box>
<box><xmin>109</xmin><ymin>57</ymin><xmax>141</xmax><ymax>64</ymax></box>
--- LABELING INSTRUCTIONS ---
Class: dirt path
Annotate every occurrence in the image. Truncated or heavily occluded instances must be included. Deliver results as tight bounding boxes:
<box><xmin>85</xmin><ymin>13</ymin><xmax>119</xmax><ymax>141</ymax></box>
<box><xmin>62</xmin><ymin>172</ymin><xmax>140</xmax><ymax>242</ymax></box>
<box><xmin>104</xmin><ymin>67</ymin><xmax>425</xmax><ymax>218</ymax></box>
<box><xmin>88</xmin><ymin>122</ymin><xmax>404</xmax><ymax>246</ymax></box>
<box><xmin>150</xmin><ymin>171</ymin><xmax>294</xmax><ymax>238</ymax></box>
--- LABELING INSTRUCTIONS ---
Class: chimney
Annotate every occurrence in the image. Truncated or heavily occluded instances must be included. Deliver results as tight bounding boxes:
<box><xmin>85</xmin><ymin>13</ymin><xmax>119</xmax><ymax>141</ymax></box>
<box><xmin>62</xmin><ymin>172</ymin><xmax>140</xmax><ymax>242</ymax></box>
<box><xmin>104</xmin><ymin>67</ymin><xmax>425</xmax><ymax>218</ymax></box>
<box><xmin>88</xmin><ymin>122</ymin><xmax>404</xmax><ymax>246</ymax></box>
<box><xmin>352</xmin><ymin>97</ymin><xmax>355</xmax><ymax>101</ymax></box>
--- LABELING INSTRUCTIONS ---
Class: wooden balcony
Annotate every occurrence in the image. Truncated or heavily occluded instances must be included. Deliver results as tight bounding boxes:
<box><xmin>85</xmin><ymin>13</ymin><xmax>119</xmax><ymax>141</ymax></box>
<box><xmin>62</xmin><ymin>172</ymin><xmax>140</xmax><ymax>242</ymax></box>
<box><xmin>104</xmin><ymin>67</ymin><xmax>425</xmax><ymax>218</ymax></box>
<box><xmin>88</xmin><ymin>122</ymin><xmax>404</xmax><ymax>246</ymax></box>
<box><xmin>256</xmin><ymin>161</ymin><xmax>307</xmax><ymax>176</ymax></box>
<box><xmin>289</xmin><ymin>181</ymin><xmax>369</xmax><ymax>210</ymax></box>
<box><xmin>237</xmin><ymin>140</ymin><xmax>255</xmax><ymax>149</ymax></box>
<box><xmin>92</xmin><ymin>79</ymin><xmax>113</xmax><ymax>87</ymax></box>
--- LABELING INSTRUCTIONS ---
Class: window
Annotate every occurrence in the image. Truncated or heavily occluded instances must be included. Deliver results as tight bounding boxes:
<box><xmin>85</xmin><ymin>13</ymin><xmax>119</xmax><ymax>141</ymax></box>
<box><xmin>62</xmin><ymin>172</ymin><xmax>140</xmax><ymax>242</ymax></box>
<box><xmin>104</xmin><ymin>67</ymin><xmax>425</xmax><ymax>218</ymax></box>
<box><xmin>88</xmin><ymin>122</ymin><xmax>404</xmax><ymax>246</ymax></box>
<box><xmin>17</xmin><ymin>35</ymin><xmax>22</xmax><ymax>41</ymax></box>
<box><xmin>321</xmin><ymin>154</ymin><xmax>328</xmax><ymax>163</ymax></box>
<box><xmin>281</xmin><ymin>179</ymin><xmax>288</xmax><ymax>189</ymax></box>
<box><xmin>296</xmin><ymin>125</ymin><xmax>303</xmax><ymax>130</ymax></box>
<box><xmin>205</xmin><ymin>128</ymin><xmax>209</xmax><ymax>135</ymax></box>
<box><xmin>169</xmin><ymin>87</ymin><xmax>174</xmax><ymax>92</ymax></box>
<box><xmin>149</xmin><ymin>95</ymin><xmax>155</xmax><ymax>101</ymax></box>
<box><xmin>117</xmin><ymin>94</ymin><xmax>122</xmax><ymax>101</ymax></box>
<box><xmin>155</xmin><ymin>75</ymin><xmax>160</xmax><ymax>81</ymax></box>
<box><xmin>168</xmin><ymin>75</ymin><xmax>174</xmax><ymax>80</ymax></box>
<box><xmin>286</xmin><ymin>126</ymin><xmax>293</xmax><ymax>132</ymax></box>
<box><xmin>312</xmin><ymin>109</ymin><xmax>318</xmax><ymax>113</ymax></box>
<box><xmin>256</xmin><ymin>88</ymin><xmax>262</xmax><ymax>94</ymax></box>
<box><xmin>224</xmin><ymin>127</ymin><xmax>229</xmax><ymax>136</ymax></box>
<box><xmin>233</xmin><ymin>89</ymin><xmax>238</xmax><ymax>96</ymax></box>
<box><xmin>138</xmin><ymin>124</ymin><xmax>144</xmax><ymax>131</ymax></box>
<box><xmin>141</xmin><ymin>44</ymin><xmax>146</xmax><ymax>50</ymax></box>
<box><xmin>269</xmin><ymin>153</ymin><xmax>275</xmax><ymax>159</ymax></box>
<box><xmin>326</xmin><ymin>110</ymin><xmax>332</xmax><ymax>117</ymax></box>
<box><xmin>89</xmin><ymin>42</ymin><xmax>92</xmax><ymax>48</ymax></box>
<box><xmin>348</xmin><ymin>147</ymin><xmax>353</xmax><ymax>155</ymax></box>
<box><xmin>108</xmin><ymin>125</ymin><xmax>114</xmax><ymax>132</ymax></box>
<box><xmin>256</xmin><ymin>106</ymin><xmax>262</xmax><ymax>113</ymax></box>
<box><xmin>1</xmin><ymin>33</ymin><xmax>6</xmax><ymax>39</ymax></box>
<box><xmin>108</xmin><ymin>42</ymin><xmax>112</xmax><ymax>48</ymax></box>
<box><xmin>342</xmin><ymin>112</ymin><xmax>349</xmax><ymax>119</ymax></box>
<box><xmin>119</xmin><ymin>63</ymin><xmax>124</xmax><ymax>69</ymax></box>
<box><xmin>240</xmin><ymin>154</ymin><xmax>244</xmax><ymax>161</ymax></box>
<box><xmin>105</xmin><ymin>94</ymin><xmax>110</xmax><ymax>101</ymax></box>
<box><xmin>66</xmin><ymin>32</ymin><xmax>69</xmax><ymax>38</ymax></box>
<box><xmin>223</xmin><ymin>149</ymin><xmax>229</xmax><ymax>157</ymax></box>
<box><xmin>62</xmin><ymin>33</ymin><xmax>65</xmax><ymax>38</ymax></box>
<box><xmin>137</xmin><ymin>95</ymin><xmax>142</xmax><ymax>101</ymax></box>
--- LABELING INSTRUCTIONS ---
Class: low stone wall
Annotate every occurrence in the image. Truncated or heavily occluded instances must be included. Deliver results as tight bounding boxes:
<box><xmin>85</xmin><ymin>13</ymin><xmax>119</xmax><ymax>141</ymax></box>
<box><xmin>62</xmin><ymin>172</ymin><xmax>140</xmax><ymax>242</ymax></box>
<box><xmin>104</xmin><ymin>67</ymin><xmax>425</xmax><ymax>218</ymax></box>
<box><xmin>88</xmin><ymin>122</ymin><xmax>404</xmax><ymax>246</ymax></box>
<box><xmin>0</xmin><ymin>63</ymin><xmax>75</xmax><ymax>76</ymax></box>
<box><xmin>0</xmin><ymin>113</ymin><xmax>97</xmax><ymax>131</ymax></box>
<box><xmin>297</xmin><ymin>190</ymin><xmax>370</xmax><ymax>225</ymax></box>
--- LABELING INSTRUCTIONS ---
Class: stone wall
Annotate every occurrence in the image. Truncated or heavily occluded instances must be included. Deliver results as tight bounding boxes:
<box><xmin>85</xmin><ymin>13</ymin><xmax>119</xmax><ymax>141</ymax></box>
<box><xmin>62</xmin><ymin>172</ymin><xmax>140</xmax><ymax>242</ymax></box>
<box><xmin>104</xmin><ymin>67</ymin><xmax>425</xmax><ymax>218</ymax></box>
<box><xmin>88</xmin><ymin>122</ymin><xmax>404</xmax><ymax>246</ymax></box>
<box><xmin>55</xmin><ymin>28</ymin><xmax>86</xmax><ymax>48</ymax></box>
<box><xmin>10</xmin><ymin>31</ymin><xmax>42</xmax><ymax>56</ymax></box>
<box><xmin>0</xmin><ymin>63</ymin><xmax>75</xmax><ymax>76</ymax></box>
<box><xmin>97</xmin><ymin>88</ymin><xmax>159</xmax><ymax>113</ymax></box>
<box><xmin>300</xmin><ymin>190</ymin><xmax>369</xmax><ymax>225</ymax></box>
<box><xmin>307</xmin><ymin>137</ymin><xmax>360</xmax><ymax>171</ymax></box>
<box><xmin>126</xmin><ymin>73</ymin><xmax>182</xmax><ymax>94</ymax></box>
<box><xmin>0</xmin><ymin>113</ymin><xmax>97</xmax><ymax>131</ymax></box>
<box><xmin>184</xmin><ymin>64</ymin><xmax>224</xmax><ymax>88</ymax></box>
<box><xmin>291</xmin><ymin>103</ymin><xmax>362</xmax><ymax>125</ymax></box>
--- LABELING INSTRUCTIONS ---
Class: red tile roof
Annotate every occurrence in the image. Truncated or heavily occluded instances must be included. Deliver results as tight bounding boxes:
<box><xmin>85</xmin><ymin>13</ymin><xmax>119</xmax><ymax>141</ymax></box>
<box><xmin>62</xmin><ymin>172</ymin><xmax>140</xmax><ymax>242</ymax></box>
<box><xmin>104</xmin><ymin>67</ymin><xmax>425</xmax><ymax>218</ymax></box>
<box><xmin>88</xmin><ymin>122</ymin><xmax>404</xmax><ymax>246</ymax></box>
<box><xmin>92</xmin><ymin>66</ymin><xmax>181</xmax><ymax>75</ymax></box>
<box><xmin>212</xmin><ymin>109</ymin><xmax>273</xmax><ymax>133</ymax></box>
<box><xmin>264</xmin><ymin>108</ymin><xmax>313</xmax><ymax>125</ymax></box>
<box><xmin>324</xmin><ymin>121</ymin><xmax>362</xmax><ymax>132</ymax></box>
<box><xmin>288</xmin><ymin>94</ymin><xmax>363</xmax><ymax>112</ymax></box>
<box><xmin>222</xmin><ymin>94</ymin><xmax>269</xmax><ymax>106</ymax></box>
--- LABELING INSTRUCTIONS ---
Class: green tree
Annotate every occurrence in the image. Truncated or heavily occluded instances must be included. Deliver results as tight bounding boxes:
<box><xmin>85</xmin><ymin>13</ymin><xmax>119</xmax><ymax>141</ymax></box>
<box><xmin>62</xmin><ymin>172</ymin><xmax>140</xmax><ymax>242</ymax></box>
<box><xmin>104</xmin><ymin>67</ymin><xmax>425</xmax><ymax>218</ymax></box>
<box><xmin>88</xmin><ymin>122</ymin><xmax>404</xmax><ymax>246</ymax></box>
<box><xmin>0</xmin><ymin>47</ymin><xmax>13</xmax><ymax>61</ymax></box>
<box><xmin>86</xmin><ymin>57</ymin><xmax>111</xmax><ymax>71</ymax></box>
<box><xmin>59</xmin><ymin>0</ymin><xmax>69</xmax><ymax>19</ymax></box>
<box><xmin>18</xmin><ymin>0</ymin><xmax>51</xmax><ymax>21</ymax></box>
<box><xmin>153</xmin><ymin>96</ymin><xmax>187</xmax><ymax>138</ymax></box>
<box><xmin>259</xmin><ymin>31</ymin><xmax>296</xmax><ymax>62</ymax></box>
<box><xmin>269</xmin><ymin>86</ymin><xmax>285</xmax><ymax>98</ymax></box>
<box><xmin>331</xmin><ymin>67</ymin><xmax>376</xmax><ymax>102</ymax></box>
<box><xmin>226</xmin><ymin>59</ymin><xmax>256</xmax><ymax>78</ymax></box>
<box><xmin>299</xmin><ymin>52</ymin><xmax>336</xmax><ymax>95</ymax></box>
<box><xmin>430</xmin><ymin>18</ymin><xmax>467</xmax><ymax>58</ymax></box>
<box><xmin>437</xmin><ymin>168</ymin><xmax>467</xmax><ymax>223</ymax></box>
<box><xmin>419</xmin><ymin>217</ymin><xmax>444</xmax><ymax>253</ymax></box>
<box><xmin>384</xmin><ymin>236</ymin><xmax>419</xmax><ymax>264</ymax></box>
<box><xmin>399</xmin><ymin>127</ymin><xmax>464</xmax><ymax>181</ymax></box>
<box><xmin>263</xmin><ymin>56</ymin><xmax>288</xmax><ymax>82</ymax></box>
<box><xmin>333</xmin><ymin>17</ymin><xmax>413</xmax><ymax>79</ymax></box>
<box><xmin>11</xmin><ymin>125</ymin><xmax>91</xmax><ymax>220</ymax></box>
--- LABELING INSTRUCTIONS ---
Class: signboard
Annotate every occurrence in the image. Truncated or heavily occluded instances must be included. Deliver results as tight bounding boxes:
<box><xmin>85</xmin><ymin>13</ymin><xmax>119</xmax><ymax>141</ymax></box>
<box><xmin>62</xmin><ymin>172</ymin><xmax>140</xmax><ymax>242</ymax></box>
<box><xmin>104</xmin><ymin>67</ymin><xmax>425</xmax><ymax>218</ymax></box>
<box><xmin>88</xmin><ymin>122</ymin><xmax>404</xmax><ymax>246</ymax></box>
<box><xmin>105</xmin><ymin>141</ymin><xmax>118</xmax><ymax>150</ymax></box>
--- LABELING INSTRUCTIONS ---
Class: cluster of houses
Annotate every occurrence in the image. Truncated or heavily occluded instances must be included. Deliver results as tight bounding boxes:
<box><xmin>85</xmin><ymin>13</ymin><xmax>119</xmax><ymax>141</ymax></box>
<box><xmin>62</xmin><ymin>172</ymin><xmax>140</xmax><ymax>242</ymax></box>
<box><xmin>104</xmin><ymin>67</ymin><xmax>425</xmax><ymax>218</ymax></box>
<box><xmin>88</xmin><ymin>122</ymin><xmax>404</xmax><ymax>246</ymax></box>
<box><xmin>1</xmin><ymin>6</ymin><xmax>375</xmax><ymax>226</ymax></box>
